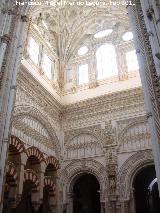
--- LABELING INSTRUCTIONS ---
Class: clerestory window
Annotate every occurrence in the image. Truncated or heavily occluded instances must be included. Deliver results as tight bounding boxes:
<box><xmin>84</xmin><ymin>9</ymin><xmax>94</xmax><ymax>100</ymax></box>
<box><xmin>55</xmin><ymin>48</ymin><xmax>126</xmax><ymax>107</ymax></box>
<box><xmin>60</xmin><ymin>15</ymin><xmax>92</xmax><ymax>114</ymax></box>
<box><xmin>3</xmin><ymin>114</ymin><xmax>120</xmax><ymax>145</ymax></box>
<box><xmin>78</xmin><ymin>64</ymin><xmax>89</xmax><ymax>85</ymax></box>
<box><xmin>28</xmin><ymin>37</ymin><xmax>40</xmax><ymax>65</ymax></box>
<box><xmin>96</xmin><ymin>44</ymin><xmax>118</xmax><ymax>80</ymax></box>
<box><xmin>126</xmin><ymin>50</ymin><xmax>139</xmax><ymax>71</ymax></box>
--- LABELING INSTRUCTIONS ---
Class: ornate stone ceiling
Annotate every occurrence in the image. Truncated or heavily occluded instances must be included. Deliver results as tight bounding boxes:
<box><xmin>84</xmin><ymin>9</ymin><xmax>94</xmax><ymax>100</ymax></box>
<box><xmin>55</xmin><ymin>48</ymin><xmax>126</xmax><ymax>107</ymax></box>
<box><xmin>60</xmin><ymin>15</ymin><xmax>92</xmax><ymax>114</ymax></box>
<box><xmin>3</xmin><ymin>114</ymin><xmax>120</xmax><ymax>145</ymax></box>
<box><xmin>29</xmin><ymin>0</ymin><xmax>130</xmax><ymax>70</ymax></box>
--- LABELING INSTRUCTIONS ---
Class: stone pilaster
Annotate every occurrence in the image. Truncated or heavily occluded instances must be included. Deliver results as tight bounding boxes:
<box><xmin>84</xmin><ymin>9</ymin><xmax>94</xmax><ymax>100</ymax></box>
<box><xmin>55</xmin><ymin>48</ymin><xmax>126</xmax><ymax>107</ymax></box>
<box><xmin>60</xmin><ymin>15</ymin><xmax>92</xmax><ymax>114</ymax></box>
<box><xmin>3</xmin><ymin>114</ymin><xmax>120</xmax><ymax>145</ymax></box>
<box><xmin>127</xmin><ymin>0</ymin><xmax>160</xmax><ymax>193</ymax></box>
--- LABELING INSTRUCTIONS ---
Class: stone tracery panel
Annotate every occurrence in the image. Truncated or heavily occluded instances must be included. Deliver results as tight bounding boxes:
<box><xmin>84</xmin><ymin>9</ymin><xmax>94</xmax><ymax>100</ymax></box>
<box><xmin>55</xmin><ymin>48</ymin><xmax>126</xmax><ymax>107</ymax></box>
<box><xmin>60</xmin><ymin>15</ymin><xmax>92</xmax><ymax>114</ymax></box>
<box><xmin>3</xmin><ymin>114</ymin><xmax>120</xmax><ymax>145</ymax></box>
<box><xmin>12</xmin><ymin>115</ymin><xmax>51</xmax><ymax>148</ymax></box>
<box><xmin>65</xmin><ymin>133</ymin><xmax>103</xmax><ymax>159</ymax></box>
<box><xmin>118</xmin><ymin>120</ymin><xmax>151</xmax><ymax>152</ymax></box>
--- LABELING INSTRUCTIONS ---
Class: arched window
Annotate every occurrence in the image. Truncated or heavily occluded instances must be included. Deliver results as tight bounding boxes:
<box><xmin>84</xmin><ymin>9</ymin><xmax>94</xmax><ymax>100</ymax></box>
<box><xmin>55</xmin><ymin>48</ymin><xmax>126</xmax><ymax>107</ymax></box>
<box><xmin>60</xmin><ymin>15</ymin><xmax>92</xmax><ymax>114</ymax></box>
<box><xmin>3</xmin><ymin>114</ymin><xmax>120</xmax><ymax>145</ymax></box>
<box><xmin>28</xmin><ymin>37</ymin><xmax>39</xmax><ymax>65</ymax></box>
<box><xmin>42</xmin><ymin>54</ymin><xmax>52</xmax><ymax>79</ymax></box>
<box><xmin>96</xmin><ymin>44</ymin><xmax>118</xmax><ymax>80</ymax></box>
<box><xmin>78</xmin><ymin>64</ymin><xmax>89</xmax><ymax>85</ymax></box>
<box><xmin>126</xmin><ymin>50</ymin><xmax>139</xmax><ymax>71</ymax></box>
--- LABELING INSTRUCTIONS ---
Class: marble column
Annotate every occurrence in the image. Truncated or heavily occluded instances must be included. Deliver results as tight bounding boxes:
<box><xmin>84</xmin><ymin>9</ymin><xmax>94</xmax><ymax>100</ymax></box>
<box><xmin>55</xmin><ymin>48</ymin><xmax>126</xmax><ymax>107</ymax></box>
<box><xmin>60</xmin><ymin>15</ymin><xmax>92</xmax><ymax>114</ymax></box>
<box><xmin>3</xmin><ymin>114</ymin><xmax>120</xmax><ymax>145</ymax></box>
<box><xmin>17</xmin><ymin>163</ymin><xmax>25</xmax><ymax>197</ymax></box>
<box><xmin>0</xmin><ymin>12</ymin><xmax>29</xmax><ymax>210</ymax></box>
<box><xmin>127</xmin><ymin>1</ymin><xmax>160</xmax><ymax>193</ymax></box>
<box><xmin>38</xmin><ymin>170</ymin><xmax>45</xmax><ymax>202</ymax></box>
<box><xmin>66</xmin><ymin>193</ymin><xmax>73</xmax><ymax>213</ymax></box>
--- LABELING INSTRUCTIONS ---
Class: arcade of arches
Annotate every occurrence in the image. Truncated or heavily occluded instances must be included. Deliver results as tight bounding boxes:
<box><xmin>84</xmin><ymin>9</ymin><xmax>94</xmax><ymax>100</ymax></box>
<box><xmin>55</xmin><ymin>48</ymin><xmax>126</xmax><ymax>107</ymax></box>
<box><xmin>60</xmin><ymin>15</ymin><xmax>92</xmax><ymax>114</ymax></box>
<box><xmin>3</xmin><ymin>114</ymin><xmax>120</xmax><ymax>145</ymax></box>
<box><xmin>1</xmin><ymin>0</ymin><xmax>160</xmax><ymax>213</ymax></box>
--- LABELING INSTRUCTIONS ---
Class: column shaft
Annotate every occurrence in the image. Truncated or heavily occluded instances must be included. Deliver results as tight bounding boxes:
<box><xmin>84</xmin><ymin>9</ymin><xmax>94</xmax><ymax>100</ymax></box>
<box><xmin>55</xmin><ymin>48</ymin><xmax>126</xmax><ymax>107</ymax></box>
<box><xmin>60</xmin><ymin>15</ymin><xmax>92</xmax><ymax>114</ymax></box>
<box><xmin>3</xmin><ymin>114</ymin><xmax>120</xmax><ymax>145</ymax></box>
<box><xmin>127</xmin><ymin>1</ymin><xmax>160</xmax><ymax>193</ymax></box>
<box><xmin>0</xmin><ymin>13</ymin><xmax>28</xmax><ymax>207</ymax></box>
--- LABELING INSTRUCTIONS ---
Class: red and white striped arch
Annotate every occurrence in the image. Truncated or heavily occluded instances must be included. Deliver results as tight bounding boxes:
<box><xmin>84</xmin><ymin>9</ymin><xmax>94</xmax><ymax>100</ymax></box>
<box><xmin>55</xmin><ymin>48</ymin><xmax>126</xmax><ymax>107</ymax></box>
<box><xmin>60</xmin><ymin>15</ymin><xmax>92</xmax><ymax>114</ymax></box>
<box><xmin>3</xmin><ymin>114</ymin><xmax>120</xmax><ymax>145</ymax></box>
<box><xmin>26</xmin><ymin>147</ymin><xmax>44</xmax><ymax>162</ymax></box>
<box><xmin>24</xmin><ymin>169</ymin><xmax>39</xmax><ymax>192</ymax></box>
<box><xmin>45</xmin><ymin>156</ymin><xmax>60</xmax><ymax>171</ymax></box>
<box><xmin>9</xmin><ymin>135</ymin><xmax>24</xmax><ymax>153</ymax></box>
<box><xmin>44</xmin><ymin>176</ymin><xmax>56</xmax><ymax>196</ymax></box>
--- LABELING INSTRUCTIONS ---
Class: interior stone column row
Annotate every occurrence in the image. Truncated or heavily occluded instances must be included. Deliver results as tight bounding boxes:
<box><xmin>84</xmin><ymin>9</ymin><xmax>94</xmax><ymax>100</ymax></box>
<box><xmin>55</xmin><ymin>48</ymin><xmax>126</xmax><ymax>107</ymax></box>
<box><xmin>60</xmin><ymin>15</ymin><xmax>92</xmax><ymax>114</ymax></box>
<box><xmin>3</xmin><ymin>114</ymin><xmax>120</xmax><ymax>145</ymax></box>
<box><xmin>0</xmin><ymin>3</ymin><xmax>29</xmax><ymax>210</ymax></box>
<box><xmin>127</xmin><ymin>0</ymin><xmax>160</xmax><ymax>193</ymax></box>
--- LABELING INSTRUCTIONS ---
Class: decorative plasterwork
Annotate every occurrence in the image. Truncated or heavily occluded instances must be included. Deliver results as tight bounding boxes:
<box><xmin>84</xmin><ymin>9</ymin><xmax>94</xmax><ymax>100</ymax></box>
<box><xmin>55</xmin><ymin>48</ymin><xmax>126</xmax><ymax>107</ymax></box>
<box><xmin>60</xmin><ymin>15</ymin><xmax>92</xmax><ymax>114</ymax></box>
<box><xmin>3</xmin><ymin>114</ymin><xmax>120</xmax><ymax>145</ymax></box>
<box><xmin>62</xmin><ymin>88</ymin><xmax>145</xmax><ymax>130</ymax></box>
<box><xmin>30</xmin><ymin>1</ymin><xmax>130</xmax><ymax>64</ymax></box>
<box><xmin>16</xmin><ymin>67</ymin><xmax>62</xmax><ymax>117</ymax></box>
<box><xmin>64</xmin><ymin>133</ymin><xmax>104</xmax><ymax>159</ymax></box>
<box><xmin>118</xmin><ymin>115</ymin><xmax>151</xmax><ymax>152</ymax></box>
<box><xmin>64</xmin><ymin>124</ymin><xmax>115</xmax><ymax>147</ymax></box>
<box><xmin>21</xmin><ymin>0</ymin><xmax>139</xmax><ymax>95</ymax></box>
<box><xmin>117</xmin><ymin>150</ymin><xmax>153</xmax><ymax>201</ymax></box>
<box><xmin>12</xmin><ymin>104</ymin><xmax>61</xmax><ymax>159</ymax></box>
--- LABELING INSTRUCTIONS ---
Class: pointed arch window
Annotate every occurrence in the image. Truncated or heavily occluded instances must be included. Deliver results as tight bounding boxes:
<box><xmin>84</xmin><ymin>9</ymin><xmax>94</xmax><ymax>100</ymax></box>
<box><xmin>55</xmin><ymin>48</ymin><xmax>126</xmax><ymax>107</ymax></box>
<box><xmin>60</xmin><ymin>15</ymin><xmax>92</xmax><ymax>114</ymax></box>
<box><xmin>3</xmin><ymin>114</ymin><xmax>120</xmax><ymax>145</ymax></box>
<box><xmin>96</xmin><ymin>44</ymin><xmax>118</xmax><ymax>80</ymax></box>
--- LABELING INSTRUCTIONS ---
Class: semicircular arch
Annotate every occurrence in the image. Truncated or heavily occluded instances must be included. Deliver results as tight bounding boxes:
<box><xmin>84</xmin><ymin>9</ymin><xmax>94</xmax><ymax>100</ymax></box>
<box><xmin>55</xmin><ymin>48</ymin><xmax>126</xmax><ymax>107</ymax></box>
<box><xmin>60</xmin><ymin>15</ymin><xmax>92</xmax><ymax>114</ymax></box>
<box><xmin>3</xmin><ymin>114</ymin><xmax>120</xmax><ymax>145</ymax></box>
<box><xmin>60</xmin><ymin>159</ymin><xmax>108</xmax><ymax>200</ymax></box>
<box><xmin>117</xmin><ymin>150</ymin><xmax>153</xmax><ymax>201</ymax></box>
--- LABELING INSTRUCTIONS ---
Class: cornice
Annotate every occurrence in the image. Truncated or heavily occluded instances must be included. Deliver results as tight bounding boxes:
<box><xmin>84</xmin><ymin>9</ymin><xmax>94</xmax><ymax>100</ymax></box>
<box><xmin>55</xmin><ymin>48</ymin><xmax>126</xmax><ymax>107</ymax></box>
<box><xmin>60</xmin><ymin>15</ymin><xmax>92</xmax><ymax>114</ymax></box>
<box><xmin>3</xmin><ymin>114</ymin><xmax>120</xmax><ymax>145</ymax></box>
<box><xmin>63</xmin><ymin>87</ymin><xmax>144</xmax><ymax>112</ymax></box>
